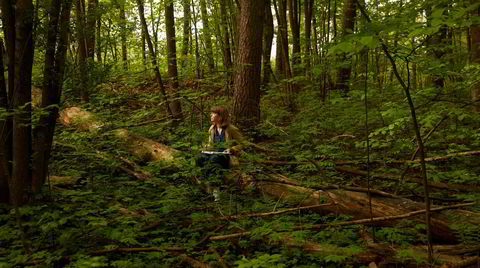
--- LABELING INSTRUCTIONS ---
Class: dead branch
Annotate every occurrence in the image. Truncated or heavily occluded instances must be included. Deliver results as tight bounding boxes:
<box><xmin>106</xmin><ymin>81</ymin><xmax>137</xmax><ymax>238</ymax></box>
<box><xmin>446</xmin><ymin>256</ymin><xmax>480</xmax><ymax>268</ymax></box>
<box><xmin>91</xmin><ymin>246</ymin><xmax>184</xmax><ymax>255</ymax></box>
<box><xmin>336</xmin><ymin>166</ymin><xmax>480</xmax><ymax>192</ymax></box>
<box><xmin>209</xmin><ymin>204</ymin><xmax>334</xmax><ymax>221</ymax></box>
<box><xmin>208</xmin><ymin>202</ymin><xmax>475</xmax><ymax>241</ymax></box>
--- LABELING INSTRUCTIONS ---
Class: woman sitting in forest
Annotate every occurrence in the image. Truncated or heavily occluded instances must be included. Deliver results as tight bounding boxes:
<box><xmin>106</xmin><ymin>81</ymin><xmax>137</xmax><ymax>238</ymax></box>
<box><xmin>196</xmin><ymin>106</ymin><xmax>245</xmax><ymax>200</ymax></box>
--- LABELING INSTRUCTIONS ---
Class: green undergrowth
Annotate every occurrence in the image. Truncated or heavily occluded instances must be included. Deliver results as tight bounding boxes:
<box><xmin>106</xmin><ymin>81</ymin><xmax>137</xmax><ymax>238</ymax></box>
<box><xmin>1</xmin><ymin>77</ymin><xmax>480</xmax><ymax>267</ymax></box>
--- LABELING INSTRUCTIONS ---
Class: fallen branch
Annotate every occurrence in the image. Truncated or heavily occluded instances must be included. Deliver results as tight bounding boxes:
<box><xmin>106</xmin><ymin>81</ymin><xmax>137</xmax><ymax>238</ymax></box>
<box><xmin>336</xmin><ymin>166</ymin><xmax>480</xmax><ymax>192</ymax></box>
<box><xmin>208</xmin><ymin>202</ymin><xmax>475</xmax><ymax>241</ymax></box>
<box><xmin>210</xmin><ymin>204</ymin><xmax>334</xmax><ymax>222</ymax></box>
<box><xmin>91</xmin><ymin>246</ymin><xmax>184</xmax><ymax>255</ymax></box>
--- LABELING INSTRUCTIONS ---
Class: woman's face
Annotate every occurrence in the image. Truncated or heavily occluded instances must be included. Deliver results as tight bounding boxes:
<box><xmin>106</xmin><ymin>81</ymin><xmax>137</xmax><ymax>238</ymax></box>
<box><xmin>211</xmin><ymin>112</ymin><xmax>222</xmax><ymax>124</ymax></box>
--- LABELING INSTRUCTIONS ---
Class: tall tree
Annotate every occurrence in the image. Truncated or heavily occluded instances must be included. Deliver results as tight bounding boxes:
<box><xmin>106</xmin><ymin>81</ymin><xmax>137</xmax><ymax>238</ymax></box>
<box><xmin>200</xmin><ymin>0</ymin><xmax>215</xmax><ymax>72</ymax></box>
<box><xmin>136</xmin><ymin>0</ymin><xmax>173</xmax><ymax>117</ymax></box>
<box><xmin>0</xmin><ymin>39</ymin><xmax>9</xmax><ymax>203</ymax></box>
<box><xmin>288</xmin><ymin>0</ymin><xmax>300</xmax><ymax>72</ymax></box>
<box><xmin>262</xmin><ymin>0</ymin><xmax>274</xmax><ymax>86</ymax></box>
<box><xmin>165</xmin><ymin>0</ymin><xmax>182</xmax><ymax>118</ymax></box>
<box><xmin>181</xmin><ymin>0</ymin><xmax>191</xmax><ymax>69</ymax></box>
<box><xmin>273</xmin><ymin>0</ymin><xmax>296</xmax><ymax>110</ymax></box>
<box><xmin>119</xmin><ymin>0</ymin><xmax>128</xmax><ymax>70</ymax></box>
<box><xmin>304</xmin><ymin>0</ymin><xmax>314</xmax><ymax>75</ymax></box>
<box><xmin>220</xmin><ymin>0</ymin><xmax>234</xmax><ymax>94</ymax></box>
<box><xmin>233</xmin><ymin>0</ymin><xmax>266</xmax><ymax>130</ymax></box>
<box><xmin>11</xmin><ymin>0</ymin><xmax>35</xmax><ymax>205</ymax></box>
<box><xmin>32</xmin><ymin>0</ymin><xmax>73</xmax><ymax>192</ymax></box>
<box><xmin>76</xmin><ymin>0</ymin><xmax>89</xmax><ymax>101</ymax></box>
<box><xmin>471</xmin><ymin>1</ymin><xmax>480</xmax><ymax>111</ymax></box>
<box><xmin>335</xmin><ymin>0</ymin><xmax>356</xmax><ymax>95</ymax></box>
<box><xmin>86</xmin><ymin>0</ymin><xmax>97</xmax><ymax>59</ymax></box>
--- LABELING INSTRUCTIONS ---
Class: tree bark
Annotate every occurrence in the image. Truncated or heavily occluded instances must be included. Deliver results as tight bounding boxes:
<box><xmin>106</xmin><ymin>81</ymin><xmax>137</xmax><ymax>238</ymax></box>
<box><xmin>96</xmin><ymin>14</ymin><xmax>102</xmax><ymax>63</ymax></box>
<box><xmin>136</xmin><ymin>0</ymin><xmax>173</xmax><ymax>117</ymax></box>
<box><xmin>220</xmin><ymin>0</ymin><xmax>234</xmax><ymax>94</ymax></box>
<box><xmin>0</xmin><ymin>1</ymin><xmax>15</xmax><ymax>194</ymax></box>
<box><xmin>85</xmin><ymin>0</ymin><xmax>97</xmax><ymax>59</ymax></box>
<box><xmin>76</xmin><ymin>0</ymin><xmax>89</xmax><ymax>102</ymax></box>
<box><xmin>0</xmin><ymin>39</ymin><xmax>9</xmax><ymax>203</ymax></box>
<box><xmin>232</xmin><ymin>0</ymin><xmax>266</xmax><ymax>130</ymax></box>
<box><xmin>335</xmin><ymin>0</ymin><xmax>356</xmax><ymax>95</ymax></box>
<box><xmin>120</xmin><ymin>3</ymin><xmax>128</xmax><ymax>70</ymax></box>
<box><xmin>181</xmin><ymin>0</ymin><xmax>191</xmax><ymax>69</ymax></box>
<box><xmin>262</xmin><ymin>0</ymin><xmax>274</xmax><ymax>87</ymax></box>
<box><xmin>288</xmin><ymin>0</ymin><xmax>300</xmax><ymax>73</ymax></box>
<box><xmin>273</xmin><ymin>0</ymin><xmax>296</xmax><ymax>111</ymax></box>
<box><xmin>165</xmin><ymin>0</ymin><xmax>182</xmax><ymax>119</ymax></box>
<box><xmin>200</xmin><ymin>0</ymin><xmax>215</xmax><ymax>72</ymax></box>
<box><xmin>32</xmin><ymin>0</ymin><xmax>73</xmax><ymax>193</ymax></box>
<box><xmin>11</xmin><ymin>0</ymin><xmax>35</xmax><ymax>206</ymax></box>
<box><xmin>470</xmin><ymin>2</ymin><xmax>480</xmax><ymax>112</ymax></box>
<box><xmin>304</xmin><ymin>0</ymin><xmax>314</xmax><ymax>76</ymax></box>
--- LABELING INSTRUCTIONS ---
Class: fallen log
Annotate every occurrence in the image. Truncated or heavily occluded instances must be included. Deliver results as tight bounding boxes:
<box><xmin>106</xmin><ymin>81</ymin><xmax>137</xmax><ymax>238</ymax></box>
<box><xmin>207</xmin><ymin>202</ymin><xmax>475</xmax><ymax>241</ymax></box>
<box><xmin>254</xmin><ymin>174</ymin><xmax>479</xmax><ymax>243</ymax></box>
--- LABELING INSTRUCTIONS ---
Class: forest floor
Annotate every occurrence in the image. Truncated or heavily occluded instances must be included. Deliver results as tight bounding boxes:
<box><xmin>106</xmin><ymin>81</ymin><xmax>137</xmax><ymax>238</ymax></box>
<box><xmin>1</xmin><ymin>75</ymin><xmax>480</xmax><ymax>267</ymax></box>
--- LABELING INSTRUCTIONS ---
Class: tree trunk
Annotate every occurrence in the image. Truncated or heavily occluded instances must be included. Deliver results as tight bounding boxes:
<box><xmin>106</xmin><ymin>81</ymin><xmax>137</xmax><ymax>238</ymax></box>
<box><xmin>76</xmin><ymin>0</ymin><xmax>89</xmax><ymax>102</ymax></box>
<box><xmin>0</xmin><ymin>39</ymin><xmax>10</xmax><ymax>203</ymax></box>
<box><xmin>200</xmin><ymin>0</ymin><xmax>215</xmax><ymax>72</ymax></box>
<box><xmin>232</xmin><ymin>0</ymin><xmax>266</xmax><ymax>130</ymax></box>
<box><xmin>191</xmin><ymin>0</ymin><xmax>202</xmax><ymax>79</ymax></box>
<box><xmin>181</xmin><ymin>0</ymin><xmax>191</xmax><ymax>69</ymax></box>
<box><xmin>120</xmin><ymin>3</ymin><xmax>128</xmax><ymax>70</ymax></box>
<box><xmin>426</xmin><ymin>6</ymin><xmax>447</xmax><ymax>92</ymax></box>
<box><xmin>142</xmin><ymin>26</ymin><xmax>147</xmax><ymax>69</ymax></box>
<box><xmin>96</xmin><ymin>14</ymin><xmax>102</xmax><ymax>63</ymax></box>
<box><xmin>304</xmin><ymin>0</ymin><xmax>314</xmax><ymax>76</ymax></box>
<box><xmin>165</xmin><ymin>0</ymin><xmax>182</xmax><ymax>119</ymax></box>
<box><xmin>32</xmin><ymin>0</ymin><xmax>73</xmax><ymax>193</ymax></box>
<box><xmin>262</xmin><ymin>0</ymin><xmax>274</xmax><ymax>87</ymax></box>
<box><xmin>288</xmin><ymin>0</ymin><xmax>300</xmax><ymax>73</ymax></box>
<box><xmin>470</xmin><ymin>3</ymin><xmax>480</xmax><ymax>112</ymax></box>
<box><xmin>273</xmin><ymin>0</ymin><xmax>296</xmax><ymax>111</ymax></box>
<box><xmin>136</xmin><ymin>0</ymin><xmax>173</xmax><ymax>117</ymax></box>
<box><xmin>11</xmin><ymin>0</ymin><xmax>34</xmax><ymax>206</ymax></box>
<box><xmin>335</xmin><ymin>0</ymin><xmax>356</xmax><ymax>95</ymax></box>
<box><xmin>220</xmin><ymin>0</ymin><xmax>234</xmax><ymax>95</ymax></box>
<box><xmin>86</xmin><ymin>0</ymin><xmax>97</xmax><ymax>59</ymax></box>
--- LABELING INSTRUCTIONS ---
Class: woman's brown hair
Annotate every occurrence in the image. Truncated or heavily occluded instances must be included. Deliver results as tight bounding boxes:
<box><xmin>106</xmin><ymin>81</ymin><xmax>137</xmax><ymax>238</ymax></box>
<box><xmin>211</xmin><ymin>106</ymin><xmax>230</xmax><ymax>126</ymax></box>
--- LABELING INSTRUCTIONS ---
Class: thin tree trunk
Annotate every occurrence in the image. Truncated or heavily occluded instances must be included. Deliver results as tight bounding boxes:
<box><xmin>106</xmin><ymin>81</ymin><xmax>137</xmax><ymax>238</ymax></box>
<box><xmin>288</xmin><ymin>0</ymin><xmax>300</xmax><ymax>73</ymax></box>
<box><xmin>335</xmin><ymin>0</ymin><xmax>356</xmax><ymax>95</ymax></box>
<box><xmin>333</xmin><ymin>0</ymin><xmax>337</xmax><ymax>39</ymax></box>
<box><xmin>262</xmin><ymin>0</ymin><xmax>274</xmax><ymax>86</ymax></box>
<box><xmin>232</xmin><ymin>0</ymin><xmax>266</xmax><ymax>130</ymax></box>
<box><xmin>200</xmin><ymin>0</ymin><xmax>215</xmax><ymax>72</ymax></box>
<box><xmin>470</xmin><ymin>2</ymin><xmax>480</xmax><ymax>112</ymax></box>
<box><xmin>136</xmin><ymin>0</ymin><xmax>173</xmax><ymax>117</ymax></box>
<box><xmin>273</xmin><ymin>0</ymin><xmax>295</xmax><ymax>111</ymax></box>
<box><xmin>86</xmin><ymin>0</ymin><xmax>97</xmax><ymax>59</ymax></box>
<box><xmin>220</xmin><ymin>0</ymin><xmax>234</xmax><ymax>95</ymax></box>
<box><xmin>32</xmin><ymin>0</ymin><xmax>73</xmax><ymax>193</ymax></box>
<box><xmin>120</xmin><ymin>3</ymin><xmax>128</xmax><ymax>70</ymax></box>
<box><xmin>192</xmin><ymin>0</ymin><xmax>202</xmax><ymax>79</ymax></box>
<box><xmin>96</xmin><ymin>14</ymin><xmax>102</xmax><ymax>63</ymax></box>
<box><xmin>304</xmin><ymin>0</ymin><xmax>314</xmax><ymax>76</ymax></box>
<box><xmin>165</xmin><ymin>0</ymin><xmax>182</xmax><ymax>118</ymax></box>
<box><xmin>356</xmin><ymin>2</ymin><xmax>434</xmax><ymax>262</ymax></box>
<box><xmin>142</xmin><ymin>26</ymin><xmax>147</xmax><ymax>70</ymax></box>
<box><xmin>181</xmin><ymin>0</ymin><xmax>191</xmax><ymax>69</ymax></box>
<box><xmin>76</xmin><ymin>0</ymin><xmax>89</xmax><ymax>102</ymax></box>
<box><xmin>11</xmin><ymin>0</ymin><xmax>34</xmax><ymax>205</ymax></box>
